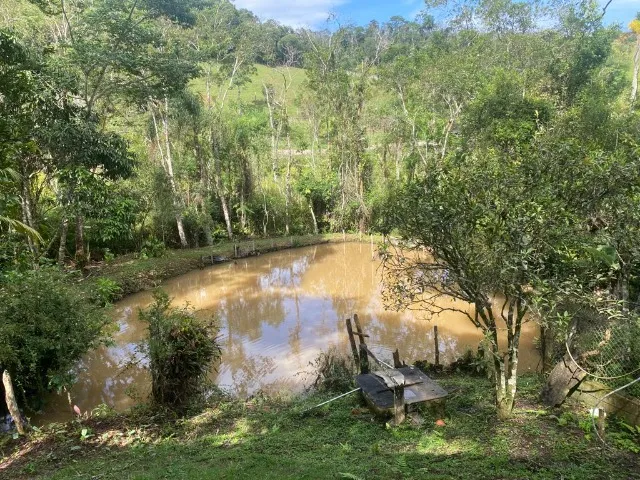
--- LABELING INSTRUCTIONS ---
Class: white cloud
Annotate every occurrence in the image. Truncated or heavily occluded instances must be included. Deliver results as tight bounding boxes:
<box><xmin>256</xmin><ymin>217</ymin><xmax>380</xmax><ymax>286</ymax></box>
<box><xmin>232</xmin><ymin>0</ymin><xmax>347</xmax><ymax>28</ymax></box>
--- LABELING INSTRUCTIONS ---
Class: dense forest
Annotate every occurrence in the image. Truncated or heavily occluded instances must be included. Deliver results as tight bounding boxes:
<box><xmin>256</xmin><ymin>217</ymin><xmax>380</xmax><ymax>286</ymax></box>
<box><xmin>2</xmin><ymin>0</ymin><xmax>640</xmax><ymax>437</ymax></box>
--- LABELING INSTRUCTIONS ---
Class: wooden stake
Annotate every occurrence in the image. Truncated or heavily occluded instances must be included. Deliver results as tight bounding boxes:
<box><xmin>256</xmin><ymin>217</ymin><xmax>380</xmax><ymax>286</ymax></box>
<box><xmin>434</xmin><ymin>325</ymin><xmax>440</xmax><ymax>367</ymax></box>
<box><xmin>2</xmin><ymin>370</ymin><xmax>26</xmax><ymax>435</ymax></box>
<box><xmin>353</xmin><ymin>314</ymin><xmax>365</xmax><ymax>344</ymax></box>
<box><xmin>346</xmin><ymin>318</ymin><xmax>360</xmax><ymax>365</ymax></box>
<box><xmin>359</xmin><ymin>342</ymin><xmax>370</xmax><ymax>374</ymax></box>
<box><xmin>597</xmin><ymin>408</ymin><xmax>606</xmax><ymax>437</ymax></box>
<box><xmin>393</xmin><ymin>349</ymin><xmax>402</xmax><ymax>368</ymax></box>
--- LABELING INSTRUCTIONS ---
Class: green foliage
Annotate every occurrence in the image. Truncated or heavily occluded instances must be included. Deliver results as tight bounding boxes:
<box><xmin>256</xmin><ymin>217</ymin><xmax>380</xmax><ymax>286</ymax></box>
<box><xmin>310</xmin><ymin>349</ymin><xmax>356</xmax><ymax>393</ymax></box>
<box><xmin>4</xmin><ymin>373</ymin><xmax>638</xmax><ymax>479</ymax></box>
<box><xmin>0</xmin><ymin>268</ymin><xmax>109</xmax><ymax>409</ymax></box>
<box><xmin>94</xmin><ymin>277</ymin><xmax>122</xmax><ymax>306</ymax></box>
<box><xmin>139</xmin><ymin>290</ymin><xmax>221</xmax><ymax>410</ymax></box>
<box><xmin>609</xmin><ymin>420</ymin><xmax>640</xmax><ymax>453</ymax></box>
<box><xmin>140</xmin><ymin>238</ymin><xmax>167</xmax><ymax>259</ymax></box>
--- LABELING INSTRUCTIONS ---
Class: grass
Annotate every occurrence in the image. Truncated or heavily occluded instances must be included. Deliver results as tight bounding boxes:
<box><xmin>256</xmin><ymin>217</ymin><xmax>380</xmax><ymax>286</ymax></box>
<box><xmin>1</xmin><ymin>373</ymin><xmax>638</xmax><ymax>479</ymax></box>
<box><xmin>84</xmin><ymin>234</ymin><xmax>372</xmax><ymax>300</ymax></box>
<box><xmin>189</xmin><ymin>64</ymin><xmax>308</xmax><ymax>117</ymax></box>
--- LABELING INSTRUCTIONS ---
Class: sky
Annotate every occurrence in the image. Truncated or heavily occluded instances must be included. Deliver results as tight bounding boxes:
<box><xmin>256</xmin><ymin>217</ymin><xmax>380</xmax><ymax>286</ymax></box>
<box><xmin>231</xmin><ymin>0</ymin><xmax>639</xmax><ymax>30</ymax></box>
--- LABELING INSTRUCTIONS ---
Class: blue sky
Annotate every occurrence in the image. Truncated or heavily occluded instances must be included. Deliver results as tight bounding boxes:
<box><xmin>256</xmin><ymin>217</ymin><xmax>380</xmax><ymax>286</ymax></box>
<box><xmin>231</xmin><ymin>0</ymin><xmax>638</xmax><ymax>30</ymax></box>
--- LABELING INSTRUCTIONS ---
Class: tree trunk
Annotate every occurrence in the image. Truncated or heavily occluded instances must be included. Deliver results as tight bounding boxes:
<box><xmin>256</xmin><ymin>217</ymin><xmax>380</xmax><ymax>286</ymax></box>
<box><xmin>175</xmin><ymin>213</ymin><xmax>188</xmax><ymax>248</ymax></box>
<box><xmin>263</xmin><ymin>83</ymin><xmax>279</xmax><ymax>183</ymax></box>
<box><xmin>263</xmin><ymin>192</ymin><xmax>269</xmax><ymax>236</ymax></box>
<box><xmin>482</xmin><ymin>302</ymin><xmax>521</xmax><ymax>420</ymax></box>
<box><xmin>2</xmin><ymin>370</ymin><xmax>26</xmax><ymax>435</ymax></box>
<box><xmin>285</xmin><ymin>134</ymin><xmax>292</xmax><ymax>236</ymax></box>
<box><xmin>631</xmin><ymin>34</ymin><xmax>640</xmax><ymax>104</ymax></box>
<box><xmin>310</xmin><ymin>203</ymin><xmax>319</xmax><ymax>234</ymax></box>
<box><xmin>75</xmin><ymin>214</ymin><xmax>86</xmax><ymax>266</ymax></box>
<box><xmin>220</xmin><ymin>193</ymin><xmax>233</xmax><ymax>240</ymax></box>
<box><xmin>58</xmin><ymin>217</ymin><xmax>68</xmax><ymax>266</ymax></box>
<box><xmin>151</xmin><ymin>99</ymin><xmax>188</xmax><ymax>248</ymax></box>
<box><xmin>20</xmin><ymin>169</ymin><xmax>38</xmax><ymax>257</ymax></box>
<box><xmin>162</xmin><ymin>99</ymin><xmax>188</xmax><ymax>248</ymax></box>
<box><xmin>203</xmin><ymin>223</ymin><xmax>213</xmax><ymax>246</ymax></box>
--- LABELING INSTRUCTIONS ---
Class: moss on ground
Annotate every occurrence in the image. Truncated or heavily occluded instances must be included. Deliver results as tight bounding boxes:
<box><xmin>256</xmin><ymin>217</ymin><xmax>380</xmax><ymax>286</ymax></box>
<box><xmin>1</xmin><ymin>374</ymin><xmax>638</xmax><ymax>479</ymax></box>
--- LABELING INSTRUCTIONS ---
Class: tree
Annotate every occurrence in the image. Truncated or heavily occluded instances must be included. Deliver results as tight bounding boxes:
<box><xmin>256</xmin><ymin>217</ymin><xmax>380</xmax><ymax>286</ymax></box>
<box><xmin>382</xmin><ymin>64</ymin><xmax>639</xmax><ymax>418</ymax></box>
<box><xmin>0</xmin><ymin>268</ymin><xmax>108</xmax><ymax>428</ymax></box>
<box><xmin>630</xmin><ymin>14</ymin><xmax>640</xmax><ymax>104</ymax></box>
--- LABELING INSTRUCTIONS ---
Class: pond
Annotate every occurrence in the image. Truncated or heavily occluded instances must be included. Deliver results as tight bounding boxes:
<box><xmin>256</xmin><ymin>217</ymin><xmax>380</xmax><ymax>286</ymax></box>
<box><xmin>35</xmin><ymin>242</ymin><xmax>541</xmax><ymax>424</ymax></box>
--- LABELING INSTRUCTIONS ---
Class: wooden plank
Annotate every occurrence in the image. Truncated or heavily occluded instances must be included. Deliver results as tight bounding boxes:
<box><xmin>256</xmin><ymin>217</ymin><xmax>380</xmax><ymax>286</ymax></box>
<box><xmin>361</xmin><ymin>344</ymin><xmax>387</xmax><ymax>368</ymax></box>
<box><xmin>351</xmin><ymin>331</ymin><xmax>370</xmax><ymax>338</ymax></box>
<box><xmin>356</xmin><ymin>366</ymin><xmax>448</xmax><ymax>412</ymax></box>
<box><xmin>345</xmin><ymin>318</ymin><xmax>360</xmax><ymax>365</ymax></box>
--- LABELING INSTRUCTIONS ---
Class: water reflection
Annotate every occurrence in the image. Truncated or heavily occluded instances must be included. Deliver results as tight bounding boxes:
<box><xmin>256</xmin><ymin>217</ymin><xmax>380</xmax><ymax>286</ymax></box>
<box><xmin>35</xmin><ymin>243</ymin><xmax>540</xmax><ymax>424</ymax></box>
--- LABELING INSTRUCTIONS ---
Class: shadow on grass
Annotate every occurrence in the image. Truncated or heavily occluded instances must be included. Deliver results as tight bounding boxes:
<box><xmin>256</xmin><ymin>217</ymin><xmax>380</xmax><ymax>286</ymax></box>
<box><xmin>2</xmin><ymin>374</ymin><xmax>638</xmax><ymax>480</ymax></box>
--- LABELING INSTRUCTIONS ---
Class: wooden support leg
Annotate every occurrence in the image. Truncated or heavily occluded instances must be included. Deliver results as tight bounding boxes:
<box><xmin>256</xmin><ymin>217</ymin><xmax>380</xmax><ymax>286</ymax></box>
<box><xmin>393</xmin><ymin>384</ymin><xmax>405</xmax><ymax>425</ymax></box>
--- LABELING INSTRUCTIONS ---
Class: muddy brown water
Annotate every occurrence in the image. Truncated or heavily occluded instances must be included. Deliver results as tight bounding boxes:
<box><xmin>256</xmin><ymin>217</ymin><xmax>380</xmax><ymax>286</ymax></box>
<box><xmin>35</xmin><ymin>243</ymin><xmax>541</xmax><ymax>424</ymax></box>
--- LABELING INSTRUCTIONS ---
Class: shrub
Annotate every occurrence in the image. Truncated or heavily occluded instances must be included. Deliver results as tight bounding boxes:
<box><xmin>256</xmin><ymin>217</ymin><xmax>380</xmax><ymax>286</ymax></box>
<box><xmin>94</xmin><ymin>277</ymin><xmax>122</xmax><ymax>306</ymax></box>
<box><xmin>0</xmin><ymin>268</ymin><xmax>109</xmax><ymax>410</ymax></box>
<box><xmin>139</xmin><ymin>290</ymin><xmax>221</xmax><ymax>410</ymax></box>
<box><xmin>310</xmin><ymin>348</ymin><xmax>356</xmax><ymax>393</ymax></box>
<box><xmin>139</xmin><ymin>239</ymin><xmax>166</xmax><ymax>259</ymax></box>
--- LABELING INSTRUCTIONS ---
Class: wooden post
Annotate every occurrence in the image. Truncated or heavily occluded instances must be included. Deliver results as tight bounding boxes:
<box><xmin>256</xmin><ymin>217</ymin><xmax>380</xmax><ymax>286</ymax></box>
<box><xmin>597</xmin><ymin>408</ymin><xmax>606</xmax><ymax>437</ymax></box>
<box><xmin>346</xmin><ymin>318</ymin><xmax>360</xmax><ymax>365</ymax></box>
<box><xmin>370</xmin><ymin>234</ymin><xmax>374</xmax><ymax>260</ymax></box>
<box><xmin>353</xmin><ymin>314</ymin><xmax>365</xmax><ymax>344</ymax></box>
<box><xmin>2</xmin><ymin>370</ymin><xmax>26</xmax><ymax>435</ymax></box>
<box><xmin>343</xmin><ymin>230</ymin><xmax>346</xmax><ymax>242</ymax></box>
<box><xmin>359</xmin><ymin>343</ymin><xmax>370</xmax><ymax>374</ymax></box>
<box><xmin>434</xmin><ymin>325</ymin><xmax>440</xmax><ymax>367</ymax></box>
<box><xmin>393</xmin><ymin>349</ymin><xmax>402</xmax><ymax>368</ymax></box>
<box><xmin>393</xmin><ymin>383</ymin><xmax>405</xmax><ymax>425</ymax></box>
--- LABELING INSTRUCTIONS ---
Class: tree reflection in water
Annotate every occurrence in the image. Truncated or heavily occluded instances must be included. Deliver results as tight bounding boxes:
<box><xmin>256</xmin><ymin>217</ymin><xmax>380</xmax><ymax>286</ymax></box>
<box><xmin>35</xmin><ymin>243</ymin><xmax>540</xmax><ymax>424</ymax></box>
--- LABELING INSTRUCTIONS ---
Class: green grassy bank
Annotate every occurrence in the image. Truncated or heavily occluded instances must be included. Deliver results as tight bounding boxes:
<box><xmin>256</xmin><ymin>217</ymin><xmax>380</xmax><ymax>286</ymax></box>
<box><xmin>86</xmin><ymin>234</ymin><xmax>372</xmax><ymax>300</ymax></box>
<box><xmin>1</xmin><ymin>374</ymin><xmax>638</xmax><ymax>479</ymax></box>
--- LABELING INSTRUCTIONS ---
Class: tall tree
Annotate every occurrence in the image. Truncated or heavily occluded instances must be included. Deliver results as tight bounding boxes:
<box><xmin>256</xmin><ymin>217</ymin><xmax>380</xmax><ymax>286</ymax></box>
<box><xmin>630</xmin><ymin>15</ymin><xmax>640</xmax><ymax>105</ymax></box>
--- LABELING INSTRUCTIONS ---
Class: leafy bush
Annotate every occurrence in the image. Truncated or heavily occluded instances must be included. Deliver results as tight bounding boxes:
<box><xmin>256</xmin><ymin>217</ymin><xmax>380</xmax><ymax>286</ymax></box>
<box><xmin>310</xmin><ymin>348</ymin><xmax>356</xmax><ymax>393</ymax></box>
<box><xmin>139</xmin><ymin>239</ymin><xmax>166</xmax><ymax>259</ymax></box>
<box><xmin>103</xmin><ymin>249</ymin><xmax>115</xmax><ymax>263</ymax></box>
<box><xmin>94</xmin><ymin>277</ymin><xmax>122</xmax><ymax>306</ymax></box>
<box><xmin>139</xmin><ymin>290</ymin><xmax>221</xmax><ymax>410</ymax></box>
<box><xmin>0</xmin><ymin>268</ymin><xmax>109</xmax><ymax>409</ymax></box>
